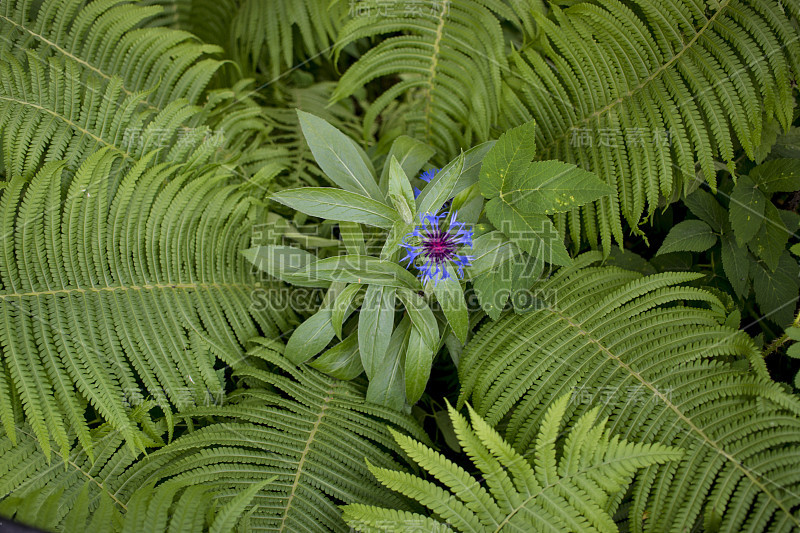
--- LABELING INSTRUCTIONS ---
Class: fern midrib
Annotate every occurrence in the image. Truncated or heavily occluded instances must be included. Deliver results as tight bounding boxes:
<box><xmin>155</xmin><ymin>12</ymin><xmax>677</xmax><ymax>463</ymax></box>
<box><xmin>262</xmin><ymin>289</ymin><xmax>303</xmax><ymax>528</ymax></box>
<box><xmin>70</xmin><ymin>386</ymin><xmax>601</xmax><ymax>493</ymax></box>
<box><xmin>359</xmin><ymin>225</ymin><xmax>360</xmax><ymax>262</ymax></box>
<box><xmin>15</xmin><ymin>426</ymin><xmax>128</xmax><ymax>511</ymax></box>
<box><xmin>0</xmin><ymin>282</ymin><xmax>255</xmax><ymax>300</ymax></box>
<box><xmin>423</xmin><ymin>0</ymin><xmax>449</xmax><ymax>141</ymax></box>
<box><xmin>492</xmin><ymin>449</ymin><xmax>671</xmax><ymax>532</ymax></box>
<box><xmin>539</xmin><ymin>0</ymin><xmax>730</xmax><ymax>157</ymax></box>
<box><xmin>0</xmin><ymin>96</ymin><xmax>134</xmax><ymax>163</ymax></box>
<box><xmin>277</xmin><ymin>383</ymin><xmax>337</xmax><ymax>530</ymax></box>
<box><xmin>550</xmin><ymin>306</ymin><xmax>799</xmax><ymax>527</ymax></box>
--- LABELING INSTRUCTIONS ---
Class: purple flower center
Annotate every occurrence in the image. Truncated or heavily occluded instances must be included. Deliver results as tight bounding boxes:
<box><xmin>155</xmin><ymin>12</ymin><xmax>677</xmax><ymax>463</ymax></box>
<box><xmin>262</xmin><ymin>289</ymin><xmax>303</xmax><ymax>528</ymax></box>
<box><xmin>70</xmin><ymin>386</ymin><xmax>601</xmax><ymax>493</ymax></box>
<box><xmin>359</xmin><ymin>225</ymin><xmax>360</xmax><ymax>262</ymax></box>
<box><xmin>421</xmin><ymin>227</ymin><xmax>459</xmax><ymax>263</ymax></box>
<box><xmin>400</xmin><ymin>212</ymin><xmax>473</xmax><ymax>286</ymax></box>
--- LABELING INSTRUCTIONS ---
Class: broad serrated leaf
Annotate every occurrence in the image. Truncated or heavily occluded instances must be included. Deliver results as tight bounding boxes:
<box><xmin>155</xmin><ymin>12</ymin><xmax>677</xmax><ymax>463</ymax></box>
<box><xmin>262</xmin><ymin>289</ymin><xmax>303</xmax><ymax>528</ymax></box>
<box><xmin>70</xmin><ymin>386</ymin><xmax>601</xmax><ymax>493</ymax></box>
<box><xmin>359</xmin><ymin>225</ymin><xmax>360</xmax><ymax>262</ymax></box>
<box><xmin>656</xmin><ymin>220</ymin><xmax>717</xmax><ymax>255</ymax></box>
<box><xmin>684</xmin><ymin>189</ymin><xmax>728</xmax><ymax>233</ymax></box>
<box><xmin>752</xmin><ymin>253</ymin><xmax>800</xmax><ymax>327</ymax></box>
<box><xmin>485</xmin><ymin>198</ymin><xmax>572</xmax><ymax>266</ymax></box>
<box><xmin>720</xmin><ymin>234</ymin><xmax>751</xmax><ymax>299</ymax></box>
<box><xmin>747</xmin><ymin>202</ymin><xmax>790</xmax><ymax>271</ymax></box>
<box><xmin>729</xmin><ymin>175</ymin><xmax>767</xmax><ymax>246</ymax></box>
<box><xmin>750</xmin><ymin>158</ymin><xmax>800</xmax><ymax>194</ymax></box>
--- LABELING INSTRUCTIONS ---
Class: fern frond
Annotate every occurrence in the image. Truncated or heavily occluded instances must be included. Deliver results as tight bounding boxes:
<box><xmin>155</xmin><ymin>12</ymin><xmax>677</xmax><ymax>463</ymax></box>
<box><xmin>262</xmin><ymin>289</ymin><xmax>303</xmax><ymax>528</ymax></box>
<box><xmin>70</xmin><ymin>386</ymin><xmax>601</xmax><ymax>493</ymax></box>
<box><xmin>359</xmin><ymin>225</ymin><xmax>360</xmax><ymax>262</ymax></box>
<box><xmin>502</xmin><ymin>0</ymin><xmax>800</xmax><ymax>250</ymax></box>
<box><xmin>1</xmin><ymin>0</ymin><xmax>224</xmax><ymax>110</ymax></box>
<box><xmin>0</xmin><ymin>352</ymin><xmax>425</xmax><ymax>532</ymax></box>
<box><xmin>332</xmin><ymin>0</ymin><xmax>515</xmax><ymax>158</ymax></box>
<box><xmin>343</xmin><ymin>395</ymin><xmax>681</xmax><ymax>532</ymax></box>
<box><xmin>0</xmin><ymin>148</ymin><xmax>287</xmax><ymax>458</ymax></box>
<box><xmin>458</xmin><ymin>254</ymin><xmax>800</xmax><ymax>531</ymax></box>
<box><xmin>0</xmin><ymin>49</ymin><xmax>213</xmax><ymax>176</ymax></box>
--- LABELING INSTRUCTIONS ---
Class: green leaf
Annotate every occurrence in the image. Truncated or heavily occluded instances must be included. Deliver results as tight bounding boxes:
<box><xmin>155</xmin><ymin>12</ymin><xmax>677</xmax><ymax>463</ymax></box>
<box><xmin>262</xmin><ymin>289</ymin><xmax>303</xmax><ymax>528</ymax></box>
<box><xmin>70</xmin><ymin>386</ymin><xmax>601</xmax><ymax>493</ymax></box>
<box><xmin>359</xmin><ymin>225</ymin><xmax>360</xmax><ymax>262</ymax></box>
<box><xmin>684</xmin><ymin>189</ymin><xmax>728</xmax><ymax>233</ymax></box>
<box><xmin>367</xmin><ymin>318</ymin><xmax>411</xmax><ymax>410</ymax></box>
<box><xmin>785</xmin><ymin>327</ymin><xmax>800</xmax><ymax>342</ymax></box>
<box><xmin>753</xmin><ymin>253</ymin><xmax>800</xmax><ymax>327</ymax></box>
<box><xmin>472</xmin><ymin>270</ymin><xmax>513</xmax><ymax>320</ymax></box>
<box><xmin>786</xmin><ymin>342</ymin><xmax>800</xmax><ymax>359</ymax></box>
<box><xmin>270</xmin><ymin>188</ymin><xmax>400</xmax><ymax>229</ymax></box>
<box><xmin>298</xmin><ymin>255</ymin><xmax>421</xmax><ymax>289</ymax></box>
<box><xmin>404</xmin><ymin>326</ymin><xmax>435</xmax><ymax>404</ymax></box>
<box><xmin>297</xmin><ymin>110</ymin><xmax>383</xmax><ymax>199</ymax></box>
<box><xmin>480</xmin><ymin>121</ymin><xmax>613</xmax><ymax>214</ymax></box>
<box><xmin>396</xmin><ymin>288</ymin><xmax>439</xmax><ymax>351</ymax></box>
<box><xmin>388</xmin><ymin>156</ymin><xmax>416</xmax><ymax>223</ymax></box>
<box><xmin>417</xmin><ymin>152</ymin><xmax>465</xmax><ymax>215</ymax></box>
<box><xmin>209</xmin><ymin>477</ymin><xmax>277</xmax><ymax>533</ymax></box>
<box><xmin>285</xmin><ymin>310</ymin><xmax>336</xmax><ymax>365</ymax></box>
<box><xmin>479</xmin><ymin>120</ymin><xmax>538</xmax><ymax>199</ymax></box>
<box><xmin>749</xmin><ymin>159</ymin><xmax>800</xmax><ymax>194</ymax></box>
<box><xmin>241</xmin><ymin>246</ymin><xmax>329</xmax><ymax>288</ymax></box>
<box><xmin>747</xmin><ymin>202</ymin><xmax>790</xmax><ymax>271</ymax></box>
<box><xmin>656</xmin><ymin>220</ymin><xmax>718</xmax><ymax>255</ymax></box>
<box><xmin>359</xmin><ymin>285</ymin><xmax>397</xmax><ymax>379</ymax></box>
<box><xmin>508</xmin><ymin>160</ymin><xmax>615</xmax><ymax>214</ymax></box>
<box><xmin>379</xmin><ymin>135</ymin><xmax>436</xmax><ymax>192</ymax></box>
<box><xmin>309</xmin><ymin>332</ymin><xmax>363</xmax><ymax>380</ymax></box>
<box><xmin>720</xmin><ymin>234</ymin><xmax>751</xmax><ymax>299</ymax></box>
<box><xmin>466</xmin><ymin>231</ymin><xmax>524</xmax><ymax>279</ymax></box>
<box><xmin>339</xmin><ymin>221</ymin><xmax>366</xmax><ymax>255</ymax></box>
<box><xmin>729</xmin><ymin>175</ymin><xmax>767</xmax><ymax>245</ymax></box>
<box><xmin>331</xmin><ymin>283</ymin><xmax>363</xmax><ymax>339</ymax></box>
<box><xmin>485</xmin><ymin>198</ymin><xmax>572</xmax><ymax>266</ymax></box>
<box><xmin>433</xmin><ymin>265</ymin><xmax>469</xmax><ymax>343</ymax></box>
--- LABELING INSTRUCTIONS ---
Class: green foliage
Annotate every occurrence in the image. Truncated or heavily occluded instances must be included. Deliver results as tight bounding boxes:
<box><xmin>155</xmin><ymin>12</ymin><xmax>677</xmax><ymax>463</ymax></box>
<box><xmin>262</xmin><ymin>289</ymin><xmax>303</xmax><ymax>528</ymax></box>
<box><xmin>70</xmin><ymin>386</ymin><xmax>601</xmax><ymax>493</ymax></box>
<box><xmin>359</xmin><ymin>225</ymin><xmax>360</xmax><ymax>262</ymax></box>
<box><xmin>0</xmin><ymin>148</ymin><xmax>287</xmax><ymax>459</ymax></box>
<box><xmin>337</xmin><ymin>0</ymin><xmax>800</xmax><ymax>251</ymax></box>
<box><xmin>458</xmin><ymin>255</ymin><xmax>800</xmax><ymax>531</ymax></box>
<box><xmin>246</xmin><ymin>115</ymin><xmax>607</xmax><ymax>408</ymax></box>
<box><xmin>343</xmin><ymin>395</ymin><xmax>682</xmax><ymax>532</ymax></box>
<box><xmin>0</xmin><ymin>344</ymin><xmax>425</xmax><ymax>532</ymax></box>
<box><xmin>332</xmin><ymin>0</ymin><xmax>518</xmax><ymax>157</ymax></box>
<box><xmin>2</xmin><ymin>0</ymin><xmax>800</xmax><ymax>531</ymax></box>
<box><xmin>657</xmin><ymin>159</ymin><xmax>800</xmax><ymax>327</ymax></box>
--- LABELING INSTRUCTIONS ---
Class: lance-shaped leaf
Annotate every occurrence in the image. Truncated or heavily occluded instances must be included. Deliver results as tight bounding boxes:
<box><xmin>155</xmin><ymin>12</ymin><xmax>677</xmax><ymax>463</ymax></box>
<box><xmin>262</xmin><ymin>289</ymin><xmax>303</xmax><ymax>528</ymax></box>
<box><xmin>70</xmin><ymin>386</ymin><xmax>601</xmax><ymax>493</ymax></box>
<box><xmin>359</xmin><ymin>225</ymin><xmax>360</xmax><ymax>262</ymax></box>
<box><xmin>242</xmin><ymin>245</ymin><xmax>329</xmax><ymax>287</ymax></box>
<box><xmin>310</xmin><ymin>332</ymin><xmax>363</xmax><ymax>380</ymax></box>
<box><xmin>297</xmin><ymin>110</ymin><xmax>383</xmax><ymax>199</ymax></box>
<box><xmin>270</xmin><ymin>188</ymin><xmax>400</xmax><ymax>229</ymax></box>
<box><xmin>285</xmin><ymin>310</ymin><xmax>336</xmax><ymax>365</ymax></box>
<box><xmin>367</xmin><ymin>317</ymin><xmax>411</xmax><ymax>410</ymax></box>
<box><xmin>387</xmin><ymin>156</ymin><xmax>416</xmax><ymax>223</ymax></box>
<box><xmin>297</xmin><ymin>255</ymin><xmax>421</xmax><ymax>289</ymax></box>
<box><xmin>433</xmin><ymin>265</ymin><xmax>469</xmax><ymax>343</ymax></box>
<box><xmin>416</xmin><ymin>152</ymin><xmax>465</xmax><ymax>214</ymax></box>
<box><xmin>359</xmin><ymin>285</ymin><xmax>397</xmax><ymax>380</ymax></box>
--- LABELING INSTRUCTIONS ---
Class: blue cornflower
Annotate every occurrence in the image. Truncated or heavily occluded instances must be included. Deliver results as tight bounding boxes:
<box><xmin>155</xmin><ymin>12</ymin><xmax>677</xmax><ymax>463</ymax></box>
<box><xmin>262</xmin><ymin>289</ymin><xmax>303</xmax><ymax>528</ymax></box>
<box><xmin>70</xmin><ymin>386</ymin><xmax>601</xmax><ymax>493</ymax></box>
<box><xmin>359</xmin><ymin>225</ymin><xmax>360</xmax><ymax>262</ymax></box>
<box><xmin>413</xmin><ymin>168</ymin><xmax>440</xmax><ymax>198</ymax></box>
<box><xmin>400</xmin><ymin>211</ymin><xmax>473</xmax><ymax>286</ymax></box>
